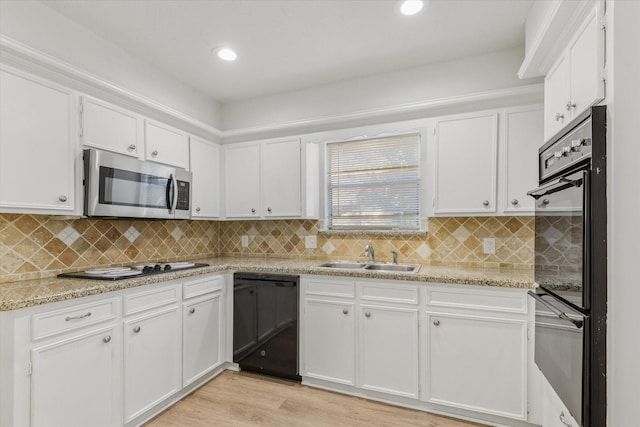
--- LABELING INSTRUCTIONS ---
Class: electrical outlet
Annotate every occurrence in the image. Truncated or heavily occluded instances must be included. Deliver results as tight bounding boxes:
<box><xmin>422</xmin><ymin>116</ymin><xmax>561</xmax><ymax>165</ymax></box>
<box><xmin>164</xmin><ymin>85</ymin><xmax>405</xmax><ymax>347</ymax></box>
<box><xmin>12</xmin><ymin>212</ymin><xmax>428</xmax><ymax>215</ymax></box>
<box><xmin>241</xmin><ymin>235</ymin><xmax>249</xmax><ymax>248</ymax></box>
<box><xmin>483</xmin><ymin>238</ymin><xmax>496</xmax><ymax>254</ymax></box>
<box><xmin>304</xmin><ymin>235</ymin><xmax>317</xmax><ymax>249</ymax></box>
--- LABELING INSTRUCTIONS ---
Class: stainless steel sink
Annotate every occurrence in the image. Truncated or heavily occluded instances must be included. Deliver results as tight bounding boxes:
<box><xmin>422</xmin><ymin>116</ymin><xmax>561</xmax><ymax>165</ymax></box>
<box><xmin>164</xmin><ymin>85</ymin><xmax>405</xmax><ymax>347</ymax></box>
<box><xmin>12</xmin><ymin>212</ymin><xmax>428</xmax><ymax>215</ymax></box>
<box><xmin>316</xmin><ymin>261</ymin><xmax>367</xmax><ymax>269</ymax></box>
<box><xmin>316</xmin><ymin>261</ymin><xmax>420</xmax><ymax>273</ymax></box>
<box><xmin>363</xmin><ymin>263</ymin><xmax>420</xmax><ymax>273</ymax></box>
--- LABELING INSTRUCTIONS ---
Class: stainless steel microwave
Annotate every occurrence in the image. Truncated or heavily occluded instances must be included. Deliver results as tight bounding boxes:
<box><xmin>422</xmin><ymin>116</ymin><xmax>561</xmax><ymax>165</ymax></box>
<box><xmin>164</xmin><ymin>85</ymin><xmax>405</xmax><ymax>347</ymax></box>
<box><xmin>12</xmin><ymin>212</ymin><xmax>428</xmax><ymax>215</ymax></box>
<box><xmin>83</xmin><ymin>149</ymin><xmax>192</xmax><ymax>219</ymax></box>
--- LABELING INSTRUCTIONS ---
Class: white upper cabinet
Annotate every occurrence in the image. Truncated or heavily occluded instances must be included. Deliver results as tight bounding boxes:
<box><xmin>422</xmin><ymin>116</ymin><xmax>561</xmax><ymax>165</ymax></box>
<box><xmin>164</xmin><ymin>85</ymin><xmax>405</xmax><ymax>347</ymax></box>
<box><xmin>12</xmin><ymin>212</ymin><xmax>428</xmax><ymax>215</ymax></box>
<box><xmin>144</xmin><ymin>120</ymin><xmax>190</xmax><ymax>169</ymax></box>
<box><xmin>224</xmin><ymin>138</ymin><xmax>302</xmax><ymax>219</ymax></box>
<box><xmin>544</xmin><ymin>3</ymin><xmax>604</xmax><ymax>141</ymax></box>
<box><xmin>501</xmin><ymin>106</ymin><xmax>544</xmax><ymax>214</ymax></box>
<box><xmin>262</xmin><ymin>139</ymin><xmax>301</xmax><ymax>217</ymax></box>
<box><xmin>434</xmin><ymin>112</ymin><xmax>498</xmax><ymax>215</ymax></box>
<box><xmin>189</xmin><ymin>137</ymin><xmax>221</xmax><ymax>219</ymax></box>
<box><xmin>0</xmin><ymin>68</ymin><xmax>77</xmax><ymax>214</ymax></box>
<box><xmin>81</xmin><ymin>95</ymin><xmax>143</xmax><ymax>158</ymax></box>
<box><xmin>225</xmin><ymin>142</ymin><xmax>261</xmax><ymax>218</ymax></box>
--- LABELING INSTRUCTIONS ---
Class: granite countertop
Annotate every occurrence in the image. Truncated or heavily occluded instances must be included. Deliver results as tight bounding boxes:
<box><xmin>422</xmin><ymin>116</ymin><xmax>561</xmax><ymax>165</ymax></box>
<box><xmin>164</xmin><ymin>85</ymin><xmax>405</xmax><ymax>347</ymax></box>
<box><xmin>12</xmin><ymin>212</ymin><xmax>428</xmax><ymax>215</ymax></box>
<box><xmin>0</xmin><ymin>257</ymin><xmax>535</xmax><ymax>311</ymax></box>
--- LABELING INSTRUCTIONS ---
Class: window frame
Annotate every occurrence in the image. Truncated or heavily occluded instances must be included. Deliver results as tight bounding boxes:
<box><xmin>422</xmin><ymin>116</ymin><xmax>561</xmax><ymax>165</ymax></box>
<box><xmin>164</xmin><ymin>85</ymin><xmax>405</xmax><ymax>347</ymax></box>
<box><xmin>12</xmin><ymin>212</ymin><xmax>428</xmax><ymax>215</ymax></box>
<box><xmin>321</xmin><ymin>130</ymin><xmax>425</xmax><ymax>232</ymax></box>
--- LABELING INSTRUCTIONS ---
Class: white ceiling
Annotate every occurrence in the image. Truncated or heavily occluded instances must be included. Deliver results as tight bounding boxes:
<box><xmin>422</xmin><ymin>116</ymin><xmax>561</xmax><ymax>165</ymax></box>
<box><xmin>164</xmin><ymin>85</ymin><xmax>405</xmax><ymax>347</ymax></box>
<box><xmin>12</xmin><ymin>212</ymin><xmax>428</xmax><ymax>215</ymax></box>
<box><xmin>41</xmin><ymin>0</ymin><xmax>534</xmax><ymax>104</ymax></box>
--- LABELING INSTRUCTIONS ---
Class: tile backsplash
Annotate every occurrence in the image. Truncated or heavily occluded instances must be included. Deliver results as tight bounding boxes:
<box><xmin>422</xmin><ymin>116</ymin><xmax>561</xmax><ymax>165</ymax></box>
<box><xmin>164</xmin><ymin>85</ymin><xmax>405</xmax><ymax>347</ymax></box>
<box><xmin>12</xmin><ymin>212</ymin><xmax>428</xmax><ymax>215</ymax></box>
<box><xmin>219</xmin><ymin>216</ymin><xmax>534</xmax><ymax>268</ymax></box>
<box><xmin>1</xmin><ymin>214</ymin><xmax>533</xmax><ymax>283</ymax></box>
<box><xmin>0</xmin><ymin>214</ymin><xmax>219</xmax><ymax>283</ymax></box>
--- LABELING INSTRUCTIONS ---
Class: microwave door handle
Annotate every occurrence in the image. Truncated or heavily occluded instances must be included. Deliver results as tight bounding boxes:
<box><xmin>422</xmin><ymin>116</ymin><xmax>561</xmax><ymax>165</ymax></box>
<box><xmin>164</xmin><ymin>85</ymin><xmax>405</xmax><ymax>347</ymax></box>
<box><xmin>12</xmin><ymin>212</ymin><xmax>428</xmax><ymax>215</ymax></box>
<box><xmin>528</xmin><ymin>291</ymin><xmax>584</xmax><ymax>329</ymax></box>
<box><xmin>169</xmin><ymin>173</ymin><xmax>178</xmax><ymax>214</ymax></box>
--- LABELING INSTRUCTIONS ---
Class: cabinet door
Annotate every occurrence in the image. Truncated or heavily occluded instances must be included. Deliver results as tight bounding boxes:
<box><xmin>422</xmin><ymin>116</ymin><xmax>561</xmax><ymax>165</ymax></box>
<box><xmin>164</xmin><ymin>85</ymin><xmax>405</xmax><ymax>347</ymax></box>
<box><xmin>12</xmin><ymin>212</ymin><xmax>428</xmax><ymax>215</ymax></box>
<box><xmin>30</xmin><ymin>326</ymin><xmax>119</xmax><ymax>427</ymax></box>
<box><xmin>359</xmin><ymin>305</ymin><xmax>419</xmax><ymax>398</ymax></box>
<box><xmin>0</xmin><ymin>69</ymin><xmax>75</xmax><ymax>212</ymax></box>
<box><xmin>183</xmin><ymin>293</ymin><xmax>223</xmax><ymax>387</ymax></box>
<box><xmin>544</xmin><ymin>55</ymin><xmax>571</xmax><ymax>141</ymax></box>
<box><xmin>502</xmin><ymin>107</ymin><xmax>543</xmax><ymax>213</ymax></box>
<box><xmin>144</xmin><ymin>120</ymin><xmax>189</xmax><ymax>169</ymax></box>
<box><xmin>303</xmin><ymin>298</ymin><xmax>355</xmax><ymax>385</ymax></box>
<box><xmin>81</xmin><ymin>96</ymin><xmax>142</xmax><ymax>157</ymax></box>
<box><xmin>224</xmin><ymin>143</ymin><xmax>261</xmax><ymax>217</ymax></box>
<box><xmin>569</xmin><ymin>6</ymin><xmax>604</xmax><ymax>119</ymax></box>
<box><xmin>426</xmin><ymin>312</ymin><xmax>527</xmax><ymax>420</ymax></box>
<box><xmin>190</xmin><ymin>137</ymin><xmax>220</xmax><ymax>218</ymax></box>
<box><xmin>262</xmin><ymin>139</ymin><xmax>301</xmax><ymax>217</ymax></box>
<box><xmin>123</xmin><ymin>307</ymin><xmax>181</xmax><ymax>422</ymax></box>
<box><xmin>434</xmin><ymin>113</ymin><xmax>498</xmax><ymax>214</ymax></box>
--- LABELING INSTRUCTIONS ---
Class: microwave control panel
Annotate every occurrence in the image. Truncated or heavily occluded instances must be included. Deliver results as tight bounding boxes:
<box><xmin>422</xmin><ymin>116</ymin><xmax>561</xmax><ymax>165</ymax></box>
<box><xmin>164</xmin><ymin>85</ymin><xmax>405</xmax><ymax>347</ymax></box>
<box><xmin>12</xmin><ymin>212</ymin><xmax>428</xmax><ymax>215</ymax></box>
<box><xmin>176</xmin><ymin>181</ymin><xmax>190</xmax><ymax>210</ymax></box>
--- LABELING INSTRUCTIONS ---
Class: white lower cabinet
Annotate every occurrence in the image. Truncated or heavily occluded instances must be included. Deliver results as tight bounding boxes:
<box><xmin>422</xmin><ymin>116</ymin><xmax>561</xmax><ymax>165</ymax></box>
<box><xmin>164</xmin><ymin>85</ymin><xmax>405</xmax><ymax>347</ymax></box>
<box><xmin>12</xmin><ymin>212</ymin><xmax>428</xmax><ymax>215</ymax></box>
<box><xmin>183</xmin><ymin>293</ymin><xmax>223</xmax><ymax>387</ymax></box>
<box><xmin>30</xmin><ymin>325</ymin><xmax>120</xmax><ymax>427</ymax></box>
<box><xmin>303</xmin><ymin>298</ymin><xmax>355</xmax><ymax>385</ymax></box>
<box><xmin>123</xmin><ymin>306</ymin><xmax>181</xmax><ymax>422</ymax></box>
<box><xmin>358</xmin><ymin>304</ymin><xmax>419</xmax><ymax>398</ymax></box>
<box><xmin>425</xmin><ymin>312</ymin><xmax>527</xmax><ymax>419</ymax></box>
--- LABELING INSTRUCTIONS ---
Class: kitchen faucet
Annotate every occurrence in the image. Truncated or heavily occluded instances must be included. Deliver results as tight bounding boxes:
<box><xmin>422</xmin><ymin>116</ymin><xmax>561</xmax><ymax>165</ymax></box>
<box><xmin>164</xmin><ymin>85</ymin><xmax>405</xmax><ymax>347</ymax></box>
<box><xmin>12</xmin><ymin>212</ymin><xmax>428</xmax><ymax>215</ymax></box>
<box><xmin>364</xmin><ymin>242</ymin><xmax>375</xmax><ymax>263</ymax></box>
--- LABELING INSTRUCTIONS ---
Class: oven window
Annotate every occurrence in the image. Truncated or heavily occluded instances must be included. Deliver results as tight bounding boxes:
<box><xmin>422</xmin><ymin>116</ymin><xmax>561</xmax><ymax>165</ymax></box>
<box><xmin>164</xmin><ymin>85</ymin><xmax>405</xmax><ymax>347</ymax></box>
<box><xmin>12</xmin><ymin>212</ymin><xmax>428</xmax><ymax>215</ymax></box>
<box><xmin>99</xmin><ymin>166</ymin><xmax>169</xmax><ymax>209</ymax></box>
<box><xmin>534</xmin><ymin>170</ymin><xmax>585</xmax><ymax>304</ymax></box>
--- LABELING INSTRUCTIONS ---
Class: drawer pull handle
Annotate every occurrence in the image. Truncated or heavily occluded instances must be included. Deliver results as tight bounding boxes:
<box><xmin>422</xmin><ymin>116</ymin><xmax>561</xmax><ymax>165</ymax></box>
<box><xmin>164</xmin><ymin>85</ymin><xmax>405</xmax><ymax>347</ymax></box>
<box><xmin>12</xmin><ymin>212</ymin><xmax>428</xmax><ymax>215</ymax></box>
<box><xmin>365</xmin><ymin>311</ymin><xmax>371</xmax><ymax>318</ymax></box>
<box><xmin>103</xmin><ymin>335</ymin><xmax>111</xmax><ymax>343</ymax></box>
<box><xmin>65</xmin><ymin>312</ymin><xmax>92</xmax><ymax>321</ymax></box>
<box><xmin>189</xmin><ymin>308</ymin><xmax>196</xmax><ymax>314</ymax></box>
<box><xmin>342</xmin><ymin>308</ymin><xmax>349</xmax><ymax>315</ymax></box>
<box><xmin>133</xmin><ymin>326</ymin><xmax>141</xmax><ymax>333</ymax></box>
<box><xmin>559</xmin><ymin>411</ymin><xmax>572</xmax><ymax>426</ymax></box>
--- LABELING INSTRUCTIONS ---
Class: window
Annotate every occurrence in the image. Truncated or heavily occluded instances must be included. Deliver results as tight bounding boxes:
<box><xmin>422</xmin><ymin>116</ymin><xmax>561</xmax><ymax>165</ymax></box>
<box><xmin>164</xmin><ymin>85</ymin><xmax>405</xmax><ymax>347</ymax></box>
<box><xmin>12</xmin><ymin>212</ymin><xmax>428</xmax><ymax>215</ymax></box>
<box><xmin>326</xmin><ymin>133</ymin><xmax>421</xmax><ymax>231</ymax></box>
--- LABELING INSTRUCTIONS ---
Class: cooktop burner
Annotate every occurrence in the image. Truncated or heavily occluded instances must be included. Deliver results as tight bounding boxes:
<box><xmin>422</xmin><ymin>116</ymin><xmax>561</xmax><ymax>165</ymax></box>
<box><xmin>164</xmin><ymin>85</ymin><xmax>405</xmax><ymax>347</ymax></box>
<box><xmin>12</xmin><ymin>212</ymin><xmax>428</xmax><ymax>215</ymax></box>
<box><xmin>58</xmin><ymin>262</ymin><xmax>209</xmax><ymax>281</ymax></box>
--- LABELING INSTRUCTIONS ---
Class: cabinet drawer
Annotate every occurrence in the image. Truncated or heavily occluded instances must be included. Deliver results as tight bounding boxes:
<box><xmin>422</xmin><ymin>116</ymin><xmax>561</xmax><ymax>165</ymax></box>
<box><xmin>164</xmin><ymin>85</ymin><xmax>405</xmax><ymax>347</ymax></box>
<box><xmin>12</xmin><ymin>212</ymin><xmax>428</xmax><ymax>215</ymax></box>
<box><xmin>124</xmin><ymin>285</ymin><xmax>179</xmax><ymax>316</ymax></box>
<box><xmin>183</xmin><ymin>275</ymin><xmax>223</xmax><ymax>299</ymax></box>
<box><xmin>426</xmin><ymin>285</ymin><xmax>527</xmax><ymax>314</ymax></box>
<box><xmin>358</xmin><ymin>282</ymin><xmax>418</xmax><ymax>305</ymax></box>
<box><xmin>305</xmin><ymin>279</ymin><xmax>355</xmax><ymax>298</ymax></box>
<box><xmin>31</xmin><ymin>298</ymin><xmax>118</xmax><ymax>341</ymax></box>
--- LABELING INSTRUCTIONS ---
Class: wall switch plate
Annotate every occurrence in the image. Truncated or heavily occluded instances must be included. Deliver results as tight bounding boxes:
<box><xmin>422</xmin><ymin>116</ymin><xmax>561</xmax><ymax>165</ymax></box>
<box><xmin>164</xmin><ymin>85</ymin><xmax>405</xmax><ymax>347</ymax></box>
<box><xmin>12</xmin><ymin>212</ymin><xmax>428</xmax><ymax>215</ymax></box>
<box><xmin>241</xmin><ymin>235</ymin><xmax>249</xmax><ymax>248</ymax></box>
<box><xmin>483</xmin><ymin>238</ymin><xmax>496</xmax><ymax>254</ymax></box>
<box><xmin>304</xmin><ymin>235</ymin><xmax>317</xmax><ymax>249</ymax></box>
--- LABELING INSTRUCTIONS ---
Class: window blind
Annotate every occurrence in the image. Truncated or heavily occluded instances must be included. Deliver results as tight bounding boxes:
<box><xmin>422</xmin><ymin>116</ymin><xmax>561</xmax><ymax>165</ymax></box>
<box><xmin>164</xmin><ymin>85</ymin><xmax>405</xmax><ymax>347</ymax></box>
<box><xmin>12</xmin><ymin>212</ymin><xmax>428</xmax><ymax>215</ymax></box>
<box><xmin>327</xmin><ymin>133</ymin><xmax>421</xmax><ymax>230</ymax></box>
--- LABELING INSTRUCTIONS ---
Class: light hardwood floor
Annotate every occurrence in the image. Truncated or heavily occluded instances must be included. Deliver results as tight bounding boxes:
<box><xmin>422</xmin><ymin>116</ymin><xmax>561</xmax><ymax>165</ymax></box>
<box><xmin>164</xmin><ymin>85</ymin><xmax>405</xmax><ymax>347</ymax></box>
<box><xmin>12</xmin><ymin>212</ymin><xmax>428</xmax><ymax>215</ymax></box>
<box><xmin>145</xmin><ymin>371</ymin><xmax>486</xmax><ymax>427</ymax></box>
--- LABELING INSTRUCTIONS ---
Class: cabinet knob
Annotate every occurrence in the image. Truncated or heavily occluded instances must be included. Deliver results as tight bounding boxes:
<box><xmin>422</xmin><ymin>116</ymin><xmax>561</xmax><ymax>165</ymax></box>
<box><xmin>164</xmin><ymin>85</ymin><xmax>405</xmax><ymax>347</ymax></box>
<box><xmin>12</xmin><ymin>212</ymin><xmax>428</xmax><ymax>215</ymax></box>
<box><xmin>151</xmin><ymin>150</ymin><xmax>158</xmax><ymax>157</ymax></box>
<box><xmin>133</xmin><ymin>326</ymin><xmax>141</xmax><ymax>333</ymax></box>
<box><xmin>127</xmin><ymin>144</ymin><xmax>136</xmax><ymax>151</ymax></box>
<box><xmin>559</xmin><ymin>411</ymin><xmax>572</xmax><ymax>427</ymax></box>
<box><xmin>58</xmin><ymin>195</ymin><xmax>68</xmax><ymax>202</ymax></box>
<box><xmin>542</xmin><ymin>198</ymin><xmax>550</xmax><ymax>205</ymax></box>
<box><xmin>267</xmin><ymin>207</ymin><xmax>272</xmax><ymax>214</ymax></box>
<box><xmin>555</xmin><ymin>113</ymin><xmax>565</xmax><ymax>122</ymax></box>
<box><xmin>251</xmin><ymin>208</ymin><xmax>256</xmax><ymax>214</ymax></box>
<box><xmin>433</xmin><ymin>319</ymin><xmax>440</xmax><ymax>326</ymax></box>
<box><xmin>103</xmin><ymin>335</ymin><xmax>112</xmax><ymax>343</ymax></box>
<box><xmin>195</xmin><ymin>207</ymin><xmax>201</xmax><ymax>212</ymax></box>
<box><xmin>565</xmin><ymin>102</ymin><xmax>576</xmax><ymax>111</ymax></box>
<box><xmin>482</xmin><ymin>200</ymin><xmax>490</xmax><ymax>207</ymax></box>
<box><xmin>189</xmin><ymin>308</ymin><xmax>195</xmax><ymax>314</ymax></box>
<box><xmin>365</xmin><ymin>311</ymin><xmax>371</xmax><ymax>318</ymax></box>
<box><xmin>511</xmin><ymin>199</ymin><xmax>519</xmax><ymax>206</ymax></box>
<box><xmin>342</xmin><ymin>308</ymin><xmax>349</xmax><ymax>315</ymax></box>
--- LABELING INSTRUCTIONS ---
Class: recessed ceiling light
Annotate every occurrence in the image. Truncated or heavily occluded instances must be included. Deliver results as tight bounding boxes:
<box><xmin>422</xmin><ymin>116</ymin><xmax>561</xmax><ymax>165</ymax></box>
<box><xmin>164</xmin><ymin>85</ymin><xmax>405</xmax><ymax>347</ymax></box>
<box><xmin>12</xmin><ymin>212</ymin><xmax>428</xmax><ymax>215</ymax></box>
<box><xmin>399</xmin><ymin>0</ymin><xmax>424</xmax><ymax>16</ymax></box>
<box><xmin>216</xmin><ymin>47</ymin><xmax>237</xmax><ymax>62</ymax></box>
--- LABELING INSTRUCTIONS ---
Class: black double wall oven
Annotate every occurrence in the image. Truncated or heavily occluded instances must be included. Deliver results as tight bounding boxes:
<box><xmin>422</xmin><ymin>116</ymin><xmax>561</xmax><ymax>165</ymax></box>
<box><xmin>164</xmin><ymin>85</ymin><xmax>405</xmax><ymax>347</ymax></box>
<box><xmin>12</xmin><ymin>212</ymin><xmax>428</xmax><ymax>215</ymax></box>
<box><xmin>527</xmin><ymin>106</ymin><xmax>606</xmax><ymax>427</ymax></box>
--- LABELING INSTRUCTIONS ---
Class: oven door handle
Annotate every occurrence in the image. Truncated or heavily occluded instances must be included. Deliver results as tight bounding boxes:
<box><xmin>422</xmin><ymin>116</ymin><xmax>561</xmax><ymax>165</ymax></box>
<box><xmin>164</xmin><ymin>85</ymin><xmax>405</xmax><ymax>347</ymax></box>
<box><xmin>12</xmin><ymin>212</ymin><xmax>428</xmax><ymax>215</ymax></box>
<box><xmin>528</xmin><ymin>291</ymin><xmax>584</xmax><ymax>329</ymax></box>
<box><xmin>527</xmin><ymin>177</ymin><xmax>583</xmax><ymax>200</ymax></box>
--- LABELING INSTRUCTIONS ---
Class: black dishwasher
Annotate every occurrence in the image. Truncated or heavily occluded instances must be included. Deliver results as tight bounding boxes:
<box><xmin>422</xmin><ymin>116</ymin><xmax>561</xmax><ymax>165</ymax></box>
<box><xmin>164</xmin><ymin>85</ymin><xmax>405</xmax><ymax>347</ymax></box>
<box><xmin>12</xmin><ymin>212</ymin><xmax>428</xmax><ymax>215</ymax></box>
<box><xmin>233</xmin><ymin>272</ymin><xmax>300</xmax><ymax>380</ymax></box>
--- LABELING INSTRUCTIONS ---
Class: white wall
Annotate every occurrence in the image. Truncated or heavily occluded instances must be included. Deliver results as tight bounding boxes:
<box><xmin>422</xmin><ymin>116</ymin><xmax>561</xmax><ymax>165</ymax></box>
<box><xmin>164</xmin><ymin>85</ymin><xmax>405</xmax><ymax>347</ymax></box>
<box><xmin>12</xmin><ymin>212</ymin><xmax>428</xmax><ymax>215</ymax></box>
<box><xmin>222</xmin><ymin>48</ymin><xmax>542</xmax><ymax>131</ymax></box>
<box><xmin>608</xmin><ymin>1</ymin><xmax>640</xmax><ymax>425</ymax></box>
<box><xmin>0</xmin><ymin>0</ymin><xmax>222</xmax><ymax>129</ymax></box>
